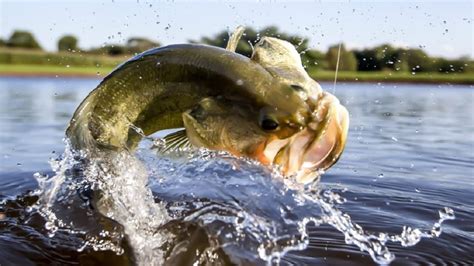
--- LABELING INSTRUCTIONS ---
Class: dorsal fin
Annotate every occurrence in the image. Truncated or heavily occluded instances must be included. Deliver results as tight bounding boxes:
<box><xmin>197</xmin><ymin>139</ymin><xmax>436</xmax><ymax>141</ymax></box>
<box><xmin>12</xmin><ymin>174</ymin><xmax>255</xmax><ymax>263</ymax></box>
<box><xmin>160</xmin><ymin>129</ymin><xmax>192</xmax><ymax>153</ymax></box>
<box><xmin>226</xmin><ymin>25</ymin><xmax>245</xmax><ymax>52</ymax></box>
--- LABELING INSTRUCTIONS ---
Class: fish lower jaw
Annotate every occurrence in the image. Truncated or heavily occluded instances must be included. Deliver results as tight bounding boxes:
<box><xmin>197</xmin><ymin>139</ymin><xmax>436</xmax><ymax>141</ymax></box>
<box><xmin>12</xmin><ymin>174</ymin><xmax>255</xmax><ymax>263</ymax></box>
<box><xmin>261</xmin><ymin>100</ymin><xmax>349</xmax><ymax>184</ymax></box>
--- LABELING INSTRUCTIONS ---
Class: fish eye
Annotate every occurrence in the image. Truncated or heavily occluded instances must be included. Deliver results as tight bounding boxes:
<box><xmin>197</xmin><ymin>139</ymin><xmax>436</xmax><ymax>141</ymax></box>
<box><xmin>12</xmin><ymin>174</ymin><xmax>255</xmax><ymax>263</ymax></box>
<box><xmin>260</xmin><ymin>118</ymin><xmax>279</xmax><ymax>131</ymax></box>
<box><xmin>290</xmin><ymin>84</ymin><xmax>305</xmax><ymax>92</ymax></box>
<box><xmin>189</xmin><ymin>105</ymin><xmax>202</xmax><ymax>117</ymax></box>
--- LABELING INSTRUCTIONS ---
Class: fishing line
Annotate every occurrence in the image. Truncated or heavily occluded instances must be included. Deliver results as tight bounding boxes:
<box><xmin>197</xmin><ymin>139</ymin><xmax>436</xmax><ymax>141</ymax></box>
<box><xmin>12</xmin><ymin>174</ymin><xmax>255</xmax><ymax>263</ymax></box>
<box><xmin>333</xmin><ymin>43</ymin><xmax>342</xmax><ymax>94</ymax></box>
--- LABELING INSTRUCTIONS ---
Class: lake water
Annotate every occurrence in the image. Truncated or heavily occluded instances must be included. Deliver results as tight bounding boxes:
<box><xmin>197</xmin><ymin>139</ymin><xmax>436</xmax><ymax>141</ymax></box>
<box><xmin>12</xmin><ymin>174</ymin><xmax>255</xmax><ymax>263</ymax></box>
<box><xmin>0</xmin><ymin>77</ymin><xmax>473</xmax><ymax>265</ymax></box>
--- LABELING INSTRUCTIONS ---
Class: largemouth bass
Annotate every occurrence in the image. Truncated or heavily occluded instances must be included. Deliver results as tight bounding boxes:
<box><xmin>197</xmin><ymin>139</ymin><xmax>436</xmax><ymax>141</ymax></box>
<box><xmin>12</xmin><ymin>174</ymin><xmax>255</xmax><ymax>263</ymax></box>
<box><xmin>181</xmin><ymin>35</ymin><xmax>349</xmax><ymax>183</ymax></box>
<box><xmin>67</xmin><ymin>28</ymin><xmax>349</xmax><ymax>183</ymax></box>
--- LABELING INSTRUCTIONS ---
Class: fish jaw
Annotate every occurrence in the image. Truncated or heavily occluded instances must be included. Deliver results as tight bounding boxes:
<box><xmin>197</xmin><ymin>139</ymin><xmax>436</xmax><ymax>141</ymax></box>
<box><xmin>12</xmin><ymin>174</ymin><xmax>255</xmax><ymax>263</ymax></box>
<box><xmin>296</xmin><ymin>102</ymin><xmax>349</xmax><ymax>183</ymax></box>
<box><xmin>262</xmin><ymin>92</ymin><xmax>349</xmax><ymax>184</ymax></box>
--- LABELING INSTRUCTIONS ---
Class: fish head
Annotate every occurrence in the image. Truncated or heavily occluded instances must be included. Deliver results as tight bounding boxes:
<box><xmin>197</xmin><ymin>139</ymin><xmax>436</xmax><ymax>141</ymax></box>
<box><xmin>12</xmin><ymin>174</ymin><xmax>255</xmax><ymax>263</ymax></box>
<box><xmin>250</xmin><ymin>36</ymin><xmax>325</xmax><ymax>135</ymax></box>
<box><xmin>261</xmin><ymin>91</ymin><xmax>349</xmax><ymax>183</ymax></box>
<box><xmin>250</xmin><ymin>36</ymin><xmax>350</xmax><ymax>183</ymax></box>
<box><xmin>182</xmin><ymin>93</ymin><xmax>349</xmax><ymax>184</ymax></box>
<box><xmin>182</xmin><ymin>36</ymin><xmax>349</xmax><ymax>184</ymax></box>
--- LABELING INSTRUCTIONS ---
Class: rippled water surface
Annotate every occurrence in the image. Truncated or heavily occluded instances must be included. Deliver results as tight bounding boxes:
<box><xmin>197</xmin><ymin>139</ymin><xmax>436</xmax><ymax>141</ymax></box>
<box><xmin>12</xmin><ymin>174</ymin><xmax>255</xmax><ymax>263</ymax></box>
<box><xmin>0</xmin><ymin>77</ymin><xmax>473</xmax><ymax>265</ymax></box>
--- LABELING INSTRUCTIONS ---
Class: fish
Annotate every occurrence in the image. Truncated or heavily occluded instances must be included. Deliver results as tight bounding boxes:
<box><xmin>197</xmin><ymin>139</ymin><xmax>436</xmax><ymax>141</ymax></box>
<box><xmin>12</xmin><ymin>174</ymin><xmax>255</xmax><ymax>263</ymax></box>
<box><xmin>180</xmin><ymin>35</ymin><xmax>349</xmax><ymax>183</ymax></box>
<box><xmin>66</xmin><ymin>27</ymin><xmax>349</xmax><ymax>184</ymax></box>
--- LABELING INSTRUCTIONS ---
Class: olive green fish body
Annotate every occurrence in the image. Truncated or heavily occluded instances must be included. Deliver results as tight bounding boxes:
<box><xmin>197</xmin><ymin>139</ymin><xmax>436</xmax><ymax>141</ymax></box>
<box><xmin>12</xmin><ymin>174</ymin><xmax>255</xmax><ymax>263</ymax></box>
<box><xmin>67</xmin><ymin>33</ymin><xmax>349</xmax><ymax>185</ymax></box>
<box><xmin>67</xmin><ymin>44</ymin><xmax>307</xmax><ymax>152</ymax></box>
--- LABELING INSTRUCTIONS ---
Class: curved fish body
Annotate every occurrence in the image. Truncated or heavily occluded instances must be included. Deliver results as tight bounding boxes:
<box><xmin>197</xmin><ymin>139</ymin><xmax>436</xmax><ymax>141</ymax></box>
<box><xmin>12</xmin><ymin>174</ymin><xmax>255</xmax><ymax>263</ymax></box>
<box><xmin>67</xmin><ymin>33</ymin><xmax>349</xmax><ymax>184</ymax></box>
<box><xmin>67</xmin><ymin>44</ymin><xmax>309</xmax><ymax>152</ymax></box>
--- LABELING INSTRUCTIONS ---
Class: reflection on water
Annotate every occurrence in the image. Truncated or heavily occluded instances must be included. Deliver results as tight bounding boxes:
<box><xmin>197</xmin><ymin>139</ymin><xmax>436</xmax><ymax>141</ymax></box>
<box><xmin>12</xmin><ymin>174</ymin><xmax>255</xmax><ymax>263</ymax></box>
<box><xmin>0</xmin><ymin>77</ymin><xmax>473</xmax><ymax>265</ymax></box>
<box><xmin>0</xmin><ymin>77</ymin><xmax>98</xmax><ymax>173</ymax></box>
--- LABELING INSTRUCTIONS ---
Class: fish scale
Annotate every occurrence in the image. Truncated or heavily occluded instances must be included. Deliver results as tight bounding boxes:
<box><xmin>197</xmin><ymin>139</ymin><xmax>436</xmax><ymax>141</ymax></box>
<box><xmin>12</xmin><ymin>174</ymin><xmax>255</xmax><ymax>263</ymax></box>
<box><xmin>67</xmin><ymin>33</ymin><xmax>349</xmax><ymax>185</ymax></box>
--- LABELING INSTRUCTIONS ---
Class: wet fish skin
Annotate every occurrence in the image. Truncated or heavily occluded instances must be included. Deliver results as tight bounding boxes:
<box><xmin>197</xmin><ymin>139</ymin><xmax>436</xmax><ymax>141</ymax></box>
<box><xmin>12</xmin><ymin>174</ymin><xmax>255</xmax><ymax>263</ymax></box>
<box><xmin>251</xmin><ymin>37</ymin><xmax>349</xmax><ymax>182</ymax></box>
<box><xmin>182</xmin><ymin>97</ymin><xmax>268</xmax><ymax>157</ymax></box>
<box><xmin>67</xmin><ymin>44</ymin><xmax>310</xmax><ymax>152</ymax></box>
<box><xmin>67</xmin><ymin>36</ymin><xmax>349</xmax><ymax>184</ymax></box>
<box><xmin>182</xmin><ymin>37</ymin><xmax>350</xmax><ymax>183</ymax></box>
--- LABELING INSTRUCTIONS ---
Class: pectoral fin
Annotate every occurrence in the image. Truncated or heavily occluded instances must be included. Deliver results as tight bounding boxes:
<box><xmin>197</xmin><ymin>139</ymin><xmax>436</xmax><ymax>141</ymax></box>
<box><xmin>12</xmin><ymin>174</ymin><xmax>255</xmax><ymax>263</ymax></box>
<box><xmin>160</xmin><ymin>129</ymin><xmax>192</xmax><ymax>152</ymax></box>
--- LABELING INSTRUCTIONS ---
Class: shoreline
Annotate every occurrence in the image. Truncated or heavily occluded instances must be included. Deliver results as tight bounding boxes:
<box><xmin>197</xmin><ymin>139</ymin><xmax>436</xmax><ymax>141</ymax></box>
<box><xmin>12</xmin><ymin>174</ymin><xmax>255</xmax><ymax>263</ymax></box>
<box><xmin>2</xmin><ymin>73</ymin><xmax>472</xmax><ymax>86</ymax></box>
<box><xmin>0</xmin><ymin>72</ymin><xmax>104</xmax><ymax>79</ymax></box>
<box><xmin>1</xmin><ymin>65</ymin><xmax>473</xmax><ymax>85</ymax></box>
<box><xmin>1</xmin><ymin>72</ymin><xmax>472</xmax><ymax>86</ymax></box>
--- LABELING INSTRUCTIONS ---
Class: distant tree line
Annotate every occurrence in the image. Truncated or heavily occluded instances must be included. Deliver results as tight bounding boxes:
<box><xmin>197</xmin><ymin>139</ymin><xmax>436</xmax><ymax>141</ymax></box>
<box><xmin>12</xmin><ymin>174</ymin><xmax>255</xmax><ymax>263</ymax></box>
<box><xmin>87</xmin><ymin>37</ymin><xmax>161</xmax><ymax>56</ymax></box>
<box><xmin>0</xmin><ymin>30</ymin><xmax>42</xmax><ymax>49</ymax></box>
<box><xmin>0</xmin><ymin>30</ymin><xmax>160</xmax><ymax>57</ymax></box>
<box><xmin>194</xmin><ymin>26</ymin><xmax>472</xmax><ymax>74</ymax></box>
<box><xmin>1</xmin><ymin>28</ymin><xmax>471</xmax><ymax>73</ymax></box>
<box><xmin>353</xmin><ymin>44</ymin><xmax>471</xmax><ymax>73</ymax></box>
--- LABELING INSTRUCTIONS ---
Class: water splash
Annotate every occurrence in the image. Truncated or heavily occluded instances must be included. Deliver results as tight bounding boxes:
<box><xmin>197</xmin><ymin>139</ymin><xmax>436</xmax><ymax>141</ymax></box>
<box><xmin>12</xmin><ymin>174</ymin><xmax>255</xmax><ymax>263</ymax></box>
<box><xmin>32</xmin><ymin>137</ymin><xmax>455</xmax><ymax>265</ymax></box>
<box><xmin>33</xmin><ymin>140</ymin><xmax>170</xmax><ymax>265</ymax></box>
<box><xmin>297</xmin><ymin>186</ymin><xmax>455</xmax><ymax>264</ymax></box>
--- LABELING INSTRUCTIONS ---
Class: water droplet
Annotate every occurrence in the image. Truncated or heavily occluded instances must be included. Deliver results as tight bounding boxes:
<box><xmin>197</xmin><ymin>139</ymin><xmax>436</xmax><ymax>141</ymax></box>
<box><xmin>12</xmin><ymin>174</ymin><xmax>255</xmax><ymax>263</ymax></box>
<box><xmin>391</xmin><ymin>136</ymin><xmax>398</xmax><ymax>142</ymax></box>
<box><xmin>415</xmin><ymin>188</ymin><xmax>420</xmax><ymax>193</ymax></box>
<box><xmin>378</xmin><ymin>173</ymin><xmax>384</xmax><ymax>178</ymax></box>
<box><xmin>439</xmin><ymin>207</ymin><xmax>455</xmax><ymax>220</ymax></box>
<box><xmin>431</xmin><ymin>223</ymin><xmax>442</xmax><ymax>237</ymax></box>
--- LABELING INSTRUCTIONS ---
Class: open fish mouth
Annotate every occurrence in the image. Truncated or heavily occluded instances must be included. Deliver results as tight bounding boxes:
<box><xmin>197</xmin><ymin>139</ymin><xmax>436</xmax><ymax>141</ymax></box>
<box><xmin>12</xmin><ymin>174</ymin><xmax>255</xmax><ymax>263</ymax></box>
<box><xmin>263</xmin><ymin>92</ymin><xmax>349</xmax><ymax>183</ymax></box>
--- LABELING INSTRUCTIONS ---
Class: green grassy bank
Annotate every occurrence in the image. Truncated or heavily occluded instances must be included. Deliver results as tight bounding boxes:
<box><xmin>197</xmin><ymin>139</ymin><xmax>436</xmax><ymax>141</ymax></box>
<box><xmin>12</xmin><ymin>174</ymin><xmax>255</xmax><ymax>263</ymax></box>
<box><xmin>0</xmin><ymin>64</ymin><xmax>115</xmax><ymax>77</ymax></box>
<box><xmin>0</xmin><ymin>48</ymin><xmax>121</xmax><ymax>77</ymax></box>
<box><xmin>1</xmin><ymin>64</ymin><xmax>472</xmax><ymax>85</ymax></box>
<box><xmin>0</xmin><ymin>48</ymin><xmax>472</xmax><ymax>84</ymax></box>
<box><xmin>308</xmin><ymin>69</ymin><xmax>474</xmax><ymax>85</ymax></box>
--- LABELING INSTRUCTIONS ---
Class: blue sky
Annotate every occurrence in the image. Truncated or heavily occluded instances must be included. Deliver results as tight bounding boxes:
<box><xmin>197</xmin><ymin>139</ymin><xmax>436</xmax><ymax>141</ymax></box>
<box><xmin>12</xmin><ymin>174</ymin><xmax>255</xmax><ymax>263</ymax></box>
<box><xmin>1</xmin><ymin>0</ymin><xmax>472</xmax><ymax>58</ymax></box>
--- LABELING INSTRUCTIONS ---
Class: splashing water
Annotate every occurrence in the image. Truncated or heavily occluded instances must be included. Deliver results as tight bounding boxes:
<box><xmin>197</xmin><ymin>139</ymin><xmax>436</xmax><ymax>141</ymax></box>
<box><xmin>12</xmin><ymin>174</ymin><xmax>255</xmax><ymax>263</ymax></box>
<box><xmin>31</xmin><ymin>135</ymin><xmax>455</xmax><ymax>265</ymax></box>
<box><xmin>34</xmin><ymin>140</ymin><xmax>170</xmax><ymax>264</ymax></box>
